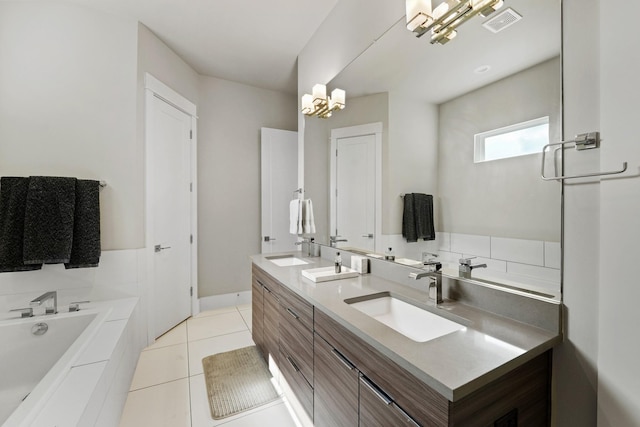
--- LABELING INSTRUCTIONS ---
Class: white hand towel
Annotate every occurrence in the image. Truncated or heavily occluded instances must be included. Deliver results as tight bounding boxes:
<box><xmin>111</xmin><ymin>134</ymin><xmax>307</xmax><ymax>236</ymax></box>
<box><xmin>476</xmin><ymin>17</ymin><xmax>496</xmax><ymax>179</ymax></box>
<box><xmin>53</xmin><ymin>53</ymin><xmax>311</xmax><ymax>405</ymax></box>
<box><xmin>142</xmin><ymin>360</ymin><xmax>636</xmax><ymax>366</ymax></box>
<box><xmin>297</xmin><ymin>199</ymin><xmax>304</xmax><ymax>234</ymax></box>
<box><xmin>289</xmin><ymin>199</ymin><xmax>300</xmax><ymax>234</ymax></box>
<box><xmin>302</xmin><ymin>199</ymin><xmax>316</xmax><ymax>234</ymax></box>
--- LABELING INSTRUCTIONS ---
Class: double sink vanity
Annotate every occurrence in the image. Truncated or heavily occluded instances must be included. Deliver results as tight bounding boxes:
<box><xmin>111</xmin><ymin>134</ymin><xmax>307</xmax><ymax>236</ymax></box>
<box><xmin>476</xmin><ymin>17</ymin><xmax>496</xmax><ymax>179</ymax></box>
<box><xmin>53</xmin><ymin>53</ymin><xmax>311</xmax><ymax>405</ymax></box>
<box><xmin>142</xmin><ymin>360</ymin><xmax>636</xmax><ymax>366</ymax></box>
<box><xmin>251</xmin><ymin>247</ymin><xmax>561</xmax><ymax>426</ymax></box>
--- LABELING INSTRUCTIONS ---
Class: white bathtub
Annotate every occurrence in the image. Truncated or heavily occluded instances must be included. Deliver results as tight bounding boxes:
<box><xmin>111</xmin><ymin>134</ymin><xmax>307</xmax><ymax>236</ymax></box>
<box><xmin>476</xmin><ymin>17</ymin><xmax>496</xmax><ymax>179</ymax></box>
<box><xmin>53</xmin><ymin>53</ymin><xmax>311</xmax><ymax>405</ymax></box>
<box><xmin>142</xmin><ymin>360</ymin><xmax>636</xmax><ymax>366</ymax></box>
<box><xmin>1</xmin><ymin>309</ymin><xmax>107</xmax><ymax>427</ymax></box>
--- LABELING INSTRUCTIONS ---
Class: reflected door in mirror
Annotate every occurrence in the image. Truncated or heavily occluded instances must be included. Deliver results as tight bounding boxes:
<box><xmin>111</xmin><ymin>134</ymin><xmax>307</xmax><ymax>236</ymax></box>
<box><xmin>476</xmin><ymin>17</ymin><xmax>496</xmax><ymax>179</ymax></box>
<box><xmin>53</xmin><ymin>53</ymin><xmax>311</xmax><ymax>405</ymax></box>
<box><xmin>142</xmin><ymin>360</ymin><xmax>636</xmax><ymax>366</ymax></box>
<box><xmin>335</xmin><ymin>134</ymin><xmax>376</xmax><ymax>251</ymax></box>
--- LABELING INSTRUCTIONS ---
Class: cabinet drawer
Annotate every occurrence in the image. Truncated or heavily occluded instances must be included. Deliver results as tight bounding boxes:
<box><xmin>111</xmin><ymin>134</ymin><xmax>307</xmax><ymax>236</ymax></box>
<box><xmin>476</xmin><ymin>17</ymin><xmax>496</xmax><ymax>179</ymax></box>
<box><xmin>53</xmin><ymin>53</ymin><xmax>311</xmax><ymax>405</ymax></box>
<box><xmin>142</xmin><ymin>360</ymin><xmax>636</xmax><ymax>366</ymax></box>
<box><xmin>279</xmin><ymin>316</ymin><xmax>313</xmax><ymax>385</ymax></box>
<box><xmin>279</xmin><ymin>285</ymin><xmax>313</xmax><ymax>332</ymax></box>
<box><xmin>279</xmin><ymin>347</ymin><xmax>313</xmax><ymax>420</ymax></box>
<box><xmin>314</xmin><ymin>333</ymin><xmax>359</xmax><ymax>427</ymax></box>
<box><xmin>314</xmin><ymin>308</ymin><xmax>448</xmax><ymax>426</ymax></box>
<box><xmin>359</xmin><ymin>375</ymin><xmax>421</xmax><ymax>427</ymax></box>
<box><xmin>263</xmin><ymin>287</ymin><xmax>280</xmax><ymax>364</ymax></box>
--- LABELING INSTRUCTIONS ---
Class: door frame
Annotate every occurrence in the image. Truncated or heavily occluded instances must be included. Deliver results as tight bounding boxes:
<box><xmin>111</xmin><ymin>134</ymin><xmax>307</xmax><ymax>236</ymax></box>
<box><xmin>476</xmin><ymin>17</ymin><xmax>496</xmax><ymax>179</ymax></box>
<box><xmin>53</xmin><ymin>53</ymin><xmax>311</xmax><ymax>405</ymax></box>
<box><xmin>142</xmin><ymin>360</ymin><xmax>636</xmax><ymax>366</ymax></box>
<box><xmin>330</xmin><ymin>122</ymin><xmax>383</xmax><ymax>253</ymax></box>
<box><xmin>144</xmin><ymin>73</ymin><xmax>198</xmax><ymax>343</ymax></box>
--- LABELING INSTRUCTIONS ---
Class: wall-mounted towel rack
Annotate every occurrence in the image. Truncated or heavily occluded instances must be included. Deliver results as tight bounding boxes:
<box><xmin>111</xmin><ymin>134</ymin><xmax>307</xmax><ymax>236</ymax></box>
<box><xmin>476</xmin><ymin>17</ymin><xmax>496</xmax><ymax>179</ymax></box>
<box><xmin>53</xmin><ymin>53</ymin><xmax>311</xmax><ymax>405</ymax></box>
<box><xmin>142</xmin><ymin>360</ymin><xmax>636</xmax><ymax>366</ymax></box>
<box><xmin>293</xmin><ymin>188</ymin><xmax>303</xmax><ymax>198</ymax></box>
<box><xmin>541</xmin><ymin>131</ymin><xmax>628</xmax><ymax>181</ymax></box>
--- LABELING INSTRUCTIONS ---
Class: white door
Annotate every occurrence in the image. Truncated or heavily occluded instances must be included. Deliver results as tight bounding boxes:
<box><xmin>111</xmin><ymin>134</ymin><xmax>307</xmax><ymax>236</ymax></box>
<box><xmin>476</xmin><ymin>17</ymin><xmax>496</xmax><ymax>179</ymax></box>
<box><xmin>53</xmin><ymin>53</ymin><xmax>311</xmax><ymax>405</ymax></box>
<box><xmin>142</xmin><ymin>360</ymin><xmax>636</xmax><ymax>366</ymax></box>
<box><xmin>335</xmin><ymin>134</ymin><xmax>376</xmax><ymax>251</ymax></box>
<box><xmin>261</xmin><ymin>128</ymin><xmax>298</xmax><ymax>253</ymax></box>
<box><xmin>148</xmin><ymin>94</ymin><xmax>193</xmax><ymax>338</ymax></box>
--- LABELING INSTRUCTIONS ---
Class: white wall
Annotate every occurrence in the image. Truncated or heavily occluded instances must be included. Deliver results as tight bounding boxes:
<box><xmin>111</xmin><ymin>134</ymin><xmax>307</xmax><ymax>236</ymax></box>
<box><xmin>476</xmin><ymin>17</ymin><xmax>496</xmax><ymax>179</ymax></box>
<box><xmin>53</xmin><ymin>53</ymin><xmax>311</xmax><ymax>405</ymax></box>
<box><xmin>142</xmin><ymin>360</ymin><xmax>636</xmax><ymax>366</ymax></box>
<box><xmin>597</xmin><ymin>0</ymin><xmax>640</xmax><ymax>424</ymax></box>
<box><xmin>553</xmin><ymin>0</ymin><xmax>601</xmax><ymax>425</ymax></box>
<box><xmin>0</xmin><ymin>1</ymin><xmax>139</xmax><ymax>250</ymax></box>
<box><xmin>197</xmin><ymin>76</ymin><xmax>296</xmax><ymax>297</ymax></box>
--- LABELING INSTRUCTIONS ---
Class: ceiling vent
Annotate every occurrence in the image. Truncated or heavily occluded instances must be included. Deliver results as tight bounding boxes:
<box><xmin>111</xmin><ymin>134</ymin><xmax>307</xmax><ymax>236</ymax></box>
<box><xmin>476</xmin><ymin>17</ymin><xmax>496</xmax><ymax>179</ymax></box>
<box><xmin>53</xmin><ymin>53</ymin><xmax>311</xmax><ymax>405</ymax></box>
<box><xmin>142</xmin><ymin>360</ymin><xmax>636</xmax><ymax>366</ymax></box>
<box><xmin>482</xmin><ymin>8</ymin><xmax>522</xmax><ymax>34</ymax></box>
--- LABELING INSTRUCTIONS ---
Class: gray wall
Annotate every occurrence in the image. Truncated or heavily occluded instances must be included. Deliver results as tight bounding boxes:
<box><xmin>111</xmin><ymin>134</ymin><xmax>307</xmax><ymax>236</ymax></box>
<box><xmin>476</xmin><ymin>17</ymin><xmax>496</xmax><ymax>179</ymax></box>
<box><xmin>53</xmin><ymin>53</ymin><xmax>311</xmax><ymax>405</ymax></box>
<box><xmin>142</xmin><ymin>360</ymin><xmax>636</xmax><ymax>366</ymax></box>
<box><xmin>303</xmin><ymin>92</ymin><xmax>389</xmax><ymax>243</ymax></box>
<box><xmin>197</xmin><ymin>76</ymin><xmax>297</xmax><ymax>297</ymax></box>
<box><xmin>0</xmin><ymin>1</ymin><xmax>139</xmax><ymax>250</ymax></box>
<box><xmin>438</xmin><ymin>57</ymin><xmax>562</xmax><ymax>241</ymax></box>
<box><xmin>386</xmin><ymin>92</ymin><xmax>439</xmax><ymax>235</ymax></box>
<box><xmin>303</xmin><ymin>91</ymin><xmax>439</xmax><ymax>240</ymax></box>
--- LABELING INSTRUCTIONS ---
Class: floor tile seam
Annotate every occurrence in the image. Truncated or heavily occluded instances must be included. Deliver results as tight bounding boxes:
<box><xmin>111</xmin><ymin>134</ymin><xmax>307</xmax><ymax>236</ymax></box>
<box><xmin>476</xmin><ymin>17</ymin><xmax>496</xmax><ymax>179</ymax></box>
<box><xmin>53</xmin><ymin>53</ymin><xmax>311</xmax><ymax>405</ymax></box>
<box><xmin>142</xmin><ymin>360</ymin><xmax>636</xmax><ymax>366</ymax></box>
<box><xmin>186</xmin><ymin>328</ymin><xmax>251</xmax><ymax>344</ymax></box>
<box><xmin>128</xmin><ymin>375</ymin><xmax>189</xmax><ymax>393</ymax></box>
<box><xmin>195</xmin><ymin>307</ymin><xmax>236</xmax><ymax>320</ymax></box>
<box><xmin>186</xmin><ymin>333</ymin><xmax>194</xmax><ymax>427</ymax></box>
<box><xmin>142</xmin><ymin>339</ymin><xmax>189</xmax><ymax>352</ymax></box>
<box><xmin>238</xmin><ymin>310</ymin><xmax>251</xmax><ymax>330</ymax></box>
<box><xmin>139</xmin><ymin>341</ymin><xmax>188</xmax><ymax>355</ymax></box>
<box><xmin>189</xmin><ymin>311</ymin><xmax>245</xmax><ymax>323</ymax></box>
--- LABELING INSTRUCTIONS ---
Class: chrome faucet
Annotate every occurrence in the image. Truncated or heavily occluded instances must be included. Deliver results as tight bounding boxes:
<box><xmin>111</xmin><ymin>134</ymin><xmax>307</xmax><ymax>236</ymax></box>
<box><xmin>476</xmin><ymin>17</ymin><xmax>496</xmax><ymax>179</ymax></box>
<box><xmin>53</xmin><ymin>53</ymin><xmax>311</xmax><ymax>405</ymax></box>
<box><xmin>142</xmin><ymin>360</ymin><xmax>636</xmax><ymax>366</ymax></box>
<box><xmin>459</xmin><ymin>258</ymin><xmax>487</xmax><ymax>279</ymax></box>
<box><xmin>409</xmin><ymin>262</ymin><xmax>443</xmax><ymax>304</ymax></box>
<box><xmin>329</xmin><ymin>235</ymin><xmax>348</xmax><ymax>248</ymax></box>
<box><xmin>30</xmin><ymin>291</ymin><xmax>57</xmax><ymax>315</ymax></box>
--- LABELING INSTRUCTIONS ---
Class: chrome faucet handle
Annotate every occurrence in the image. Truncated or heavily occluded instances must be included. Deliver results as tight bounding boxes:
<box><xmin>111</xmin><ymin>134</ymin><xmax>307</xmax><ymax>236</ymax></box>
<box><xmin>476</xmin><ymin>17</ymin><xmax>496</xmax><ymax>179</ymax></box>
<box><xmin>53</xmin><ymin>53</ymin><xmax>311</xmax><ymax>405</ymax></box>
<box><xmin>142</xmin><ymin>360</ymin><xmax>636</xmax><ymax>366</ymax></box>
<box><xmin>459</xmin><ymin>257</ymin><xmax>477</xmax><ymax>266</ymax></box>
<box><xmin>10</xmin><ymin>307</ymin><xmax>34</xmax><ymax>318</ymax></box>
<box><xmin>69</xmin><ymin>301</ymin><xmax>90</xmax><ymax>312</ymax></box>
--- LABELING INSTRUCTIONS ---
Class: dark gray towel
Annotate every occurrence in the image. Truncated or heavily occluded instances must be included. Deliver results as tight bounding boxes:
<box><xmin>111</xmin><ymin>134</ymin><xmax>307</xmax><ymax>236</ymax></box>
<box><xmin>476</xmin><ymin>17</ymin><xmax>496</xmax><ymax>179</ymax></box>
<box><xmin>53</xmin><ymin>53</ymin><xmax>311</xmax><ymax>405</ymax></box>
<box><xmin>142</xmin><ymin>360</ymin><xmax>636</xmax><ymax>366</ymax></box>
<box><xmin>65</xmin><ymin>180</ymin><xmax>101</xmax><ymax>269</ymax></box>
<box><xmin>23</xmin><ymin>176</ymin><xmax>76</xmax><ymax>264</ymax></box>
<box><xmin>0</xmin><ymin>177</ymin><xmax>43</xmax><ymax>272</ymax></box>
<box><xmin>402</xmin><ymin>193</ymin><xmax>435</xmax><ymax>242</ymax></box>
<box><xmin>402</xmin><ymin>193</ymin><xmax>418</xmax><ymax>242</ymax></box>
<box><xmin>413</xmin><ymin>193</ymin><xmax>435</xmax><ymax>241</ymax></box>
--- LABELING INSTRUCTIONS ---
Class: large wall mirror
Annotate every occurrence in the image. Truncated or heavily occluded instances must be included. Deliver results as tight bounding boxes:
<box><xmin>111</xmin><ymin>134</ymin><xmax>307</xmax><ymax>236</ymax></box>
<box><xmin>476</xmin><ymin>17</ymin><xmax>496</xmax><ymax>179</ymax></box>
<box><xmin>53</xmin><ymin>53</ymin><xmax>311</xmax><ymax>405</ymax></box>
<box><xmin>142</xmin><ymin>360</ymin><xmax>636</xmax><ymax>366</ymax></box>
<box><xmin>304</xmin><ymin>0</ymin><xmax>562</xmax><ymax>299</ymax></box>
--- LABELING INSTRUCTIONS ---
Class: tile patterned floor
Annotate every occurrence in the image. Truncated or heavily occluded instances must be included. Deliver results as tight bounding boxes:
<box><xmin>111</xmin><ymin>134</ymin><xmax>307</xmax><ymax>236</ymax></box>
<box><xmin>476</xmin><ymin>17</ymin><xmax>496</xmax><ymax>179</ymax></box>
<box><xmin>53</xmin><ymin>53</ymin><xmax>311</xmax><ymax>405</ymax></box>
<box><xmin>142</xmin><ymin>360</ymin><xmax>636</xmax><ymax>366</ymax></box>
<box><xmin>119</xmin><ymin>305</ymin><xmax>300</xmax><ymax>427</ymax></box>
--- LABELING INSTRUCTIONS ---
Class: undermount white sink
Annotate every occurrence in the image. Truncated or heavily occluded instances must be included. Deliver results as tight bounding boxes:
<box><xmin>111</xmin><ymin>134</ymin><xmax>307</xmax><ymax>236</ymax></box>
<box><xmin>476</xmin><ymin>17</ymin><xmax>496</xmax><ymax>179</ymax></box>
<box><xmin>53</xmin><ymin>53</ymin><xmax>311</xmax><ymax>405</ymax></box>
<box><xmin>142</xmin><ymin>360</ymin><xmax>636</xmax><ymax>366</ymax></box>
<box><xmin>346</xmin><ymin>294</ymin><xmax>466</xmax><ymax>342</ymax></box>
<box><xmin>394</xmin><ymin>258</ymin><xmax>423</xmax><ymax>267</ymax></box>
<box><xmin>301</xmin><ymin>266</ymin><xmax>359</xmax><ymax>283</ymax></box>
<box><xmin>265</xmin><ymin>255</ymin><xmax>309</xmax><ymax>267</ymax></box>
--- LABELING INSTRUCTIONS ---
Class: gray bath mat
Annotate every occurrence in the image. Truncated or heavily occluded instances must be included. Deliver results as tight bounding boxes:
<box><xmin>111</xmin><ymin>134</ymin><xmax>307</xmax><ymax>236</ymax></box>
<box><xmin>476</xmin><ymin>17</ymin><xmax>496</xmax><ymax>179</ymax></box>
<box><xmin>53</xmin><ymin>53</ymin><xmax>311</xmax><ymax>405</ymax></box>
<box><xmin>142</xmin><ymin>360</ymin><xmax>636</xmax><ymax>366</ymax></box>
<box><xmin>202</xmin><ymin>345</ymin><xmax>279</xmax><ymax>419</ymax></box>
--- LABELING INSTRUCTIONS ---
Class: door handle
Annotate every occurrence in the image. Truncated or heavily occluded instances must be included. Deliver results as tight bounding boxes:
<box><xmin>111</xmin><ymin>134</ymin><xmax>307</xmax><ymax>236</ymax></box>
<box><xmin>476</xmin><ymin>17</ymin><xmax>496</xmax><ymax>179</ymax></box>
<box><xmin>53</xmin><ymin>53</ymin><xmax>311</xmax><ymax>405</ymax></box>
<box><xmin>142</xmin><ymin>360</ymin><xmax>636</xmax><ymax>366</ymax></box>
<box><xmin>263</xmin><ymin>236</ymin><xmax>276</xmax><ymax>242</ymax></box>
<box><xmin>154</xmin><ymin>244</ymin><xmax>172</xmax><ymax>253</ymax></box>
<box><xmin>362</xmin><ymin>234</ymin><xmax>374</xmax><ymax>238</ymax></box>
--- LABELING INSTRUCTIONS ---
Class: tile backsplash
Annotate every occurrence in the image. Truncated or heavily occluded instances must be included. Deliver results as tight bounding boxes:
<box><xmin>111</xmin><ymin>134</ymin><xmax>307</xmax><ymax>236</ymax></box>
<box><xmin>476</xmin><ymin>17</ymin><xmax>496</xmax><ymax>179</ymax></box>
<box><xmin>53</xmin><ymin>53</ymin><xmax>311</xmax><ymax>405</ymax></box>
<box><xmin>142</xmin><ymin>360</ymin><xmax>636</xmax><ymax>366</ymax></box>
<box><xmin>377</xmin><ymin>232</ymin><xmax>561</xmax><ymax>294</ymax></box>
<box><xmin>0</xmin><ymin>249</ymin><xmax>144</xmax><ymax>317</ymax></box>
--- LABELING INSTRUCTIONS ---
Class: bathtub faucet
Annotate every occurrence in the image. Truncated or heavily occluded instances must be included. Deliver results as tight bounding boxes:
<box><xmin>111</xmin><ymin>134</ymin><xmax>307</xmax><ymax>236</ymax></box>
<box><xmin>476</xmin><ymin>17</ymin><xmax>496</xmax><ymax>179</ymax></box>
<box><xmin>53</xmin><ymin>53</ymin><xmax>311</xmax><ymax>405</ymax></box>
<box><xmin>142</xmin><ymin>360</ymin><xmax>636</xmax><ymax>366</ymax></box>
<box><xmin>30</xmin><ymin>291</ymin><xmax>57</xmax><ymax>315</ymax></box>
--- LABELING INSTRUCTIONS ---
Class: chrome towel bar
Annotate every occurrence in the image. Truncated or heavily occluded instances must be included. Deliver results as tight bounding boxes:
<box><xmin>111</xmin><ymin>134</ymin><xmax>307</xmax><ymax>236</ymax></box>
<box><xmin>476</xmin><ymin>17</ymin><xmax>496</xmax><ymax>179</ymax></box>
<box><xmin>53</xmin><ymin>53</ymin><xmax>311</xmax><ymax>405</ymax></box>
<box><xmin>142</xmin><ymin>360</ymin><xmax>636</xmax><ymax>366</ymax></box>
<box><xmin>541</xmin><ymin>131</ymin><xmax>628</xmax><ymax>181</ymax></box>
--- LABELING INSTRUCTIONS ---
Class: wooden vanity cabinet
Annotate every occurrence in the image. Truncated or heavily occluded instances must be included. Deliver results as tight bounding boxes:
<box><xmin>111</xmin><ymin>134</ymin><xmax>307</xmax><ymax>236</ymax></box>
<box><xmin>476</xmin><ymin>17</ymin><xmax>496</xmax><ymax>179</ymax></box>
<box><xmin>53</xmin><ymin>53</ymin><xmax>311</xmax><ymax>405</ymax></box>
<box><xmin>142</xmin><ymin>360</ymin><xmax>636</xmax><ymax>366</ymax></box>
<box><xmin>314</xmin><ymin>308</ymin><xmax>552</xmax><ymax>427</ymax></box>
<box><xmin>252</xmin><ymin>264</ymin><xmax>552</xmax><ymax>427</ymax></box>
<box><xmin>313</xmin><ymin>332</ymin><xmax>359</xmax><ymax>427</ymax></box>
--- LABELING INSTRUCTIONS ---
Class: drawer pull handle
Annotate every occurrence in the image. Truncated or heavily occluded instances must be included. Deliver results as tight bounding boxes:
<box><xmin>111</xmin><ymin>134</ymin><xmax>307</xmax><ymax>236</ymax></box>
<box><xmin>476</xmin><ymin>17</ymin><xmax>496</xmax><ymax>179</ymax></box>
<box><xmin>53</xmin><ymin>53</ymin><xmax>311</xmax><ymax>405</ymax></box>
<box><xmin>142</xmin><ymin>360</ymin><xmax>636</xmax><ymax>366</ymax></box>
<box><xmin>392</xmin><ymin>402</ymin><xmax>421</xmax><ymax>427</ymax></box>
<box><xmin>286</xmin><ymin>355</ymin><xmax>300</xmax><ymax>372</ymax></box>
<box><xmin>286</xmin><ymin>307</ymin><xmax>300</xmax><ymax>319</ymax></box>
<box><xmin>360</xmin><ymin>375</ymin><xmax>392</xmax><ymax>405</ymax></box>
<box><xmin>331</xmin><ymin>348</ymin><xmax>355</xmax><ymax>370</ymax></box>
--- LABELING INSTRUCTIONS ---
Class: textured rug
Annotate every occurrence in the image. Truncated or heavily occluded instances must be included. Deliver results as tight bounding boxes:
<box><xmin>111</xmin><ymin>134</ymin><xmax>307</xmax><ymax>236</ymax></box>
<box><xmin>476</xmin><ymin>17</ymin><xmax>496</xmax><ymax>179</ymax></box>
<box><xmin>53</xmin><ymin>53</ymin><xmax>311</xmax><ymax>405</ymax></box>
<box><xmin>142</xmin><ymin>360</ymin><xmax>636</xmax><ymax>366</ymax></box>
<box><xmin>202</xmin><ymin>345</ymin><xmax>279</xmax><ymax>419</ymax></box>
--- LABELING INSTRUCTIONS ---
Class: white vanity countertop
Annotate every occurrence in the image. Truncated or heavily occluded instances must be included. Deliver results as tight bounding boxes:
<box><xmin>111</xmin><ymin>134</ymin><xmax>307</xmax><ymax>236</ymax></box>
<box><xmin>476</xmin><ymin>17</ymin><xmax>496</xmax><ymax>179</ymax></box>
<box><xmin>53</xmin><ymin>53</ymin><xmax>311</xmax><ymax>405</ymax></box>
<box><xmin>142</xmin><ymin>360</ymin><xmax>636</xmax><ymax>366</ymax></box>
<box><xmin>251</xmin><ymin>253</ymin><xmax>561</xmax><ymax>402</ymax></box>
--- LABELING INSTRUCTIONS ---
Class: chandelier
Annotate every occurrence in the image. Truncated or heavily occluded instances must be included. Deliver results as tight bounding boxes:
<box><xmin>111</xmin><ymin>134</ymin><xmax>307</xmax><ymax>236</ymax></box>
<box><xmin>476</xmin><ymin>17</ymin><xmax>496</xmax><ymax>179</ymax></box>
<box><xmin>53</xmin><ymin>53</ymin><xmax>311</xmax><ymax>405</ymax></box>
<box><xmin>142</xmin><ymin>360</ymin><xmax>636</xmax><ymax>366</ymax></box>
<box><xmin>301</xmin><ymin>84</ymin><xmax>346</xmax><ymax>119</ymax></box>
<box><xmin>406</xmin><ymin>0</ymin><xmax>505</xmax><ymax>44</ymax></box>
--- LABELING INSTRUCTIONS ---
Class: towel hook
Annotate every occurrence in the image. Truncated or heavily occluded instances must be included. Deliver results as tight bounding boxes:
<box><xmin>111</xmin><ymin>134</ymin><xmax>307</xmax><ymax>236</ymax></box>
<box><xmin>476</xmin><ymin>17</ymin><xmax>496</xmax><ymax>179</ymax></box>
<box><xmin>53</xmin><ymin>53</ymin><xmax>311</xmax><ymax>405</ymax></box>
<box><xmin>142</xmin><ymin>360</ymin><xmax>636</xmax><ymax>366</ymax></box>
<box><xmin>541</xmin><ymin>131</ymin><xmax>629</xmax><ymax>181</ymax></box>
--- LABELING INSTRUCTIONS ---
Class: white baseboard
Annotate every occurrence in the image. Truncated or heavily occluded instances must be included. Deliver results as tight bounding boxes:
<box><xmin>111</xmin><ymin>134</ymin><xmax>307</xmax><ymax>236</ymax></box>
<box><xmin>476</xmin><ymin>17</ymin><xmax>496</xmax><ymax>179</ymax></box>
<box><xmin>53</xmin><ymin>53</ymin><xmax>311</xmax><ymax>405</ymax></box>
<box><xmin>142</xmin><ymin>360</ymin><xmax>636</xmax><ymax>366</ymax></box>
<box><xmin>199</xmin><ymin>291</ymin><xmax>251</xmax><ymax>311</ymax></box>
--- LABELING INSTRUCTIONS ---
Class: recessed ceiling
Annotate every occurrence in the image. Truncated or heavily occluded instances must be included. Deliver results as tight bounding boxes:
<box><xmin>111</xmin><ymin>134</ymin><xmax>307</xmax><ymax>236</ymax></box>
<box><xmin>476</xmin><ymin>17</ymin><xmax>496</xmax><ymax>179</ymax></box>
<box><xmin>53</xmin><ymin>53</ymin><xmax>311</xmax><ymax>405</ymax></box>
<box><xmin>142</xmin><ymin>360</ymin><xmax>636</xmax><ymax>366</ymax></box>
<box><xmin>68</xmin><ymin>0</ymin><xmax>339</xmax><ymax>94</ymax></box>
